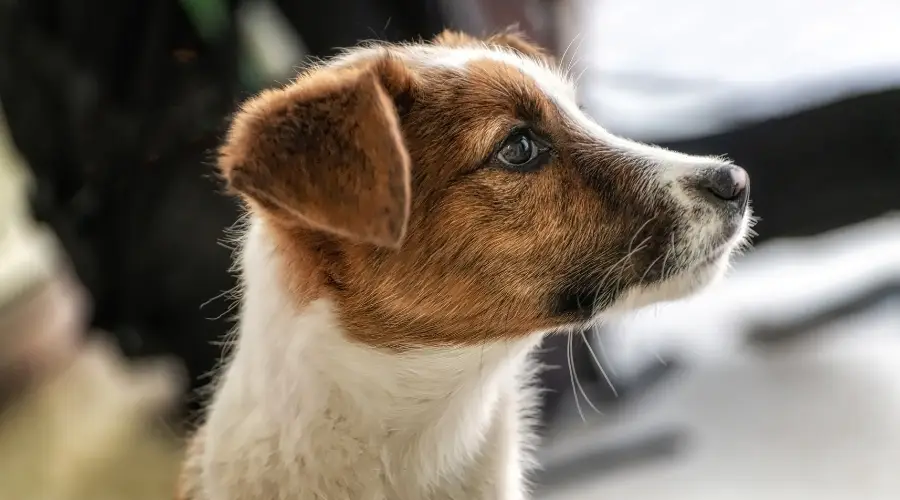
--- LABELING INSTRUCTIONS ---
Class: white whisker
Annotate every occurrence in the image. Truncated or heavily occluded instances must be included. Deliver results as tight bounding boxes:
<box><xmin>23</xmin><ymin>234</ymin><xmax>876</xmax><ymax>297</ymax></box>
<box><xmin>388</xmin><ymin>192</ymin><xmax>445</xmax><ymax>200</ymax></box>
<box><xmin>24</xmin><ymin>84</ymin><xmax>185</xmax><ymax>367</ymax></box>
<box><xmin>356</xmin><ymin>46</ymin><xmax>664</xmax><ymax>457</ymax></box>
<box><xmin>567</xmin><ymin>333</ymin><xmax>587</xmax><ymax>422</ymax></box>
<box><xmin>581</xmin><ymin>329</ymin><xmax>618</xmax><ymax>398</ymax></box>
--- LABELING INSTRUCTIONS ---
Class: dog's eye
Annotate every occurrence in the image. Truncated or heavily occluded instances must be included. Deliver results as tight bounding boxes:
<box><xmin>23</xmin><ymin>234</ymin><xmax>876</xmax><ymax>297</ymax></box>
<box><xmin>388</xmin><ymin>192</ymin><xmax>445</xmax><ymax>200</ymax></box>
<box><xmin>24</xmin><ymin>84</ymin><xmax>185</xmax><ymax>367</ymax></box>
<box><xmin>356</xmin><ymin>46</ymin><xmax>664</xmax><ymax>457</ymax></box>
<box><xmin>495</xmin><ymin>131</ymin><xmax>550</xmax><ymax>171</ymax></box>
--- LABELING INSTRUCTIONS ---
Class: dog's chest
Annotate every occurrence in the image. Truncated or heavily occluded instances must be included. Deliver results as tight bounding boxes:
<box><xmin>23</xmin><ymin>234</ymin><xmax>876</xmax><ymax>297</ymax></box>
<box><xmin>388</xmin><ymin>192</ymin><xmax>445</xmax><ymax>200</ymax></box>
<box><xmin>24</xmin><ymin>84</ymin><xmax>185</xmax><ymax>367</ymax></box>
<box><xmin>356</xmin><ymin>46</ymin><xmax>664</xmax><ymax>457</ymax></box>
<box><xmin>201</xmin><ymin>347</ymin><xmax>531</xmax><ymax>500</ymax></box>
<box><xmin>195</xmin><ymin>226</ymin><xmax>540</xmax><ymax>499</ymax></box>
<box><xmin>280</xmin><ymin>388</ymin><xmax>518</xmax><ymax>499</ymax></box>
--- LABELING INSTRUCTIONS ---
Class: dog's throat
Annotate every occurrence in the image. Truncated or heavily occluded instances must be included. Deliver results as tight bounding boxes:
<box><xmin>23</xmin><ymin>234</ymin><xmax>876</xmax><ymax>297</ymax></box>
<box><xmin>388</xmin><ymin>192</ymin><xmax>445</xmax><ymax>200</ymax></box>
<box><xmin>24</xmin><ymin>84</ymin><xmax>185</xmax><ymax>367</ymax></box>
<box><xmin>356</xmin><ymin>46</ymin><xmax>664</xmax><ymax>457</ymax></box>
<box><xmin>551</xmin><ymin>281</ymin><xmax>617</xmax><ymax>320</ymax></box>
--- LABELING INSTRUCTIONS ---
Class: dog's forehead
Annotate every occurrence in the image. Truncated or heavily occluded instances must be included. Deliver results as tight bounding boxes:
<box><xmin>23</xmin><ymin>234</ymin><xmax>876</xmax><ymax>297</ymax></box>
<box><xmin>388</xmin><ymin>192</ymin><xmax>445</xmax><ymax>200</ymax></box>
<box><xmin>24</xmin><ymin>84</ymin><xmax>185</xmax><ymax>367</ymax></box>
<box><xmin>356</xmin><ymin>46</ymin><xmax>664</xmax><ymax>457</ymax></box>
<box><xmin>396</xmin><ymin>45</ymin><xmax>725</xmax><ymax>170</ymax></box>
<box><xmin>331</xmin><ymin>43</ymin><xmax>712</xmax><ymax>169</ymax></box>
<box><xmin>409</xmin><ymin>46</ymin><xmax>574</xmax><ymax>97</ymax></box>
<box><xmin>336</xmin><ymin>44</ymin><xmax>577</xmax><ymax>105</ymax></box>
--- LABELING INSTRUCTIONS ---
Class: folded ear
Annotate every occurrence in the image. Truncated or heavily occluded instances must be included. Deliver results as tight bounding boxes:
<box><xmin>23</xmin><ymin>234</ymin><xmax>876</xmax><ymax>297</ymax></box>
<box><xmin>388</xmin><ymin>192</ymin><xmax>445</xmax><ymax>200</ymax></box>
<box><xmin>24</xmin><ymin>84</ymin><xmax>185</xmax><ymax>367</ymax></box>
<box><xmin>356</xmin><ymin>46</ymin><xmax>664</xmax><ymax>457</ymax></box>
<box><xmin>220</xmin><ymin>58</ymin><xmax>413</xmax><ymax>248</ymax></box>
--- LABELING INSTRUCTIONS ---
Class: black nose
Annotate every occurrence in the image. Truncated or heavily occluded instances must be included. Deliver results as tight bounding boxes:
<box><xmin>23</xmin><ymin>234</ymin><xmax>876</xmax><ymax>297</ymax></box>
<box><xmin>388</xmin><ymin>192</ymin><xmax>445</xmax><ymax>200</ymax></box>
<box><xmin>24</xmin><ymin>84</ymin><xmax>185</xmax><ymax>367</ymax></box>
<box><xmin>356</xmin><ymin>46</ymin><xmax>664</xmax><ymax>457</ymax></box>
<box><xmin>698</xmin><ymin>165</ymin><xmax>749</xmax><ymax>208</ymax></box>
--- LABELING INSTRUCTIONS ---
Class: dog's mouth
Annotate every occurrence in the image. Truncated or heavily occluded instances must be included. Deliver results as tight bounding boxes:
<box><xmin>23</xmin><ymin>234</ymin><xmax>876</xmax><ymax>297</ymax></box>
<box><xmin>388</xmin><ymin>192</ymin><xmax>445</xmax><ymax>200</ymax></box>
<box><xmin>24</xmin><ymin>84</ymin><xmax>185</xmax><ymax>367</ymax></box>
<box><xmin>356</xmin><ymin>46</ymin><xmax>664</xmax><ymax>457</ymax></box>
<box><xmin>553</xmin><ymin>248</ymin><xmax>703</xmax><ymax>321</ymax></box>
<box><xmin>553</xmin><ymin>204</ymin><xmax>752</xmax><ymax>323</ymax></box>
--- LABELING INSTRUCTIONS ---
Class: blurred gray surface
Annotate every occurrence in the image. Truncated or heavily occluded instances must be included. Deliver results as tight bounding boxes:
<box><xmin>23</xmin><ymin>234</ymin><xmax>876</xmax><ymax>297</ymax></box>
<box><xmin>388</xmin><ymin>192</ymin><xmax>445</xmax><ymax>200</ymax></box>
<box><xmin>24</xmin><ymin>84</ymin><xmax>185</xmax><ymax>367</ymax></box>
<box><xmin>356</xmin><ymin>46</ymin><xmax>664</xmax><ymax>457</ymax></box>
<box><xmin>540</xmin><ymin>300</ymin><xmax>900</xmax><ymax>499</ymax></box>
<box><xmin>543</xmin><ymin>5</ymin><xmax>900</xmax><ymax>495</ymax></box>
<box><xmin>537</xmin><ymin>229</ymin><xmax>900</xmax><ymax>499</ymax></box>
<box><xmin>573</xmin><ymin>0</ymin><xmax>900</xmax><ymax>141</ymax></box>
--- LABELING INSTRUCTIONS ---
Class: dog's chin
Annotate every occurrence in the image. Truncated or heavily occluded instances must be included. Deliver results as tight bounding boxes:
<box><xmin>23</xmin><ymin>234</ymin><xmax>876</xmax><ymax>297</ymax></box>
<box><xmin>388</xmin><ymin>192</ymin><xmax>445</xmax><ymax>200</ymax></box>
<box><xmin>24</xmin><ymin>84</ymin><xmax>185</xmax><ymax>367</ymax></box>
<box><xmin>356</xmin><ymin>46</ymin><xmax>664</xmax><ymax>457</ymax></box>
<box><xmin>594</xmin><ymin>215</ymin><xmax>752</xmax><ymax>323</ymax></box>
<box><xmin>552</xmin><ymin>209</ymin><xmax>753</xmax><ymax>333</ymax></box>
<box><xmin>595</xmin><ymin>253</ymin><xmax>725</xmax><ymax>321</ymax></box>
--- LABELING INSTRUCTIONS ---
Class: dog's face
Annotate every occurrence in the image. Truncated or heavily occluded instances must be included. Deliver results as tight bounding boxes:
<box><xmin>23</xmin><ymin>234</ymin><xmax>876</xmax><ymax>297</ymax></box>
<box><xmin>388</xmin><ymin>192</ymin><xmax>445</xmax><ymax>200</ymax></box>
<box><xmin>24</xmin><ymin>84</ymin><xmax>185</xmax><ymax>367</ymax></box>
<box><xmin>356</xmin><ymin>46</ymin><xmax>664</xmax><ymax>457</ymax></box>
<box><xmin>221</xmin><ymin>31</ymin><xmax>753</xmax><ymax>348</ymax></box>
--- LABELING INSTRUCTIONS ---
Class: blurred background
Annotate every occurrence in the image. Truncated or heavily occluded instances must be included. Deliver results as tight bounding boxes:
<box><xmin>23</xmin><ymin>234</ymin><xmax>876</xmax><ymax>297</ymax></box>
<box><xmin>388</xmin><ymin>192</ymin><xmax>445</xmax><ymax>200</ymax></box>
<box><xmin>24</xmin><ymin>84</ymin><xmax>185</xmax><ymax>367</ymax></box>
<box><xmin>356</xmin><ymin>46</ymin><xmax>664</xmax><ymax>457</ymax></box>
<box><xmin>0</xmin><ymin>0</ymin><xmax>899</xmax><ymax>499</ymax></box>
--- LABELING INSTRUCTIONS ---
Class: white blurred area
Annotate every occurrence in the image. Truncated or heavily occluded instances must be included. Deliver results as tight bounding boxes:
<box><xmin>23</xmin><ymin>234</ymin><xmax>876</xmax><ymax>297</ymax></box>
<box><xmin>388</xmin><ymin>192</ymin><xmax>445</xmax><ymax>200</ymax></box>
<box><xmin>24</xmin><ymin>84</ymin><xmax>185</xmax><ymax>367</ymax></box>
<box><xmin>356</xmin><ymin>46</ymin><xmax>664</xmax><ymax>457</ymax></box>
<box><xmin>2</xmin><ymin>2</ymin><xmax>898</xmax><ymax>498</ymax></box>
<box><xmin>543</xmin><ymin>217</ymin><xmax>900</xmax><ymax>500</ymax></box>
<box><xmin>0</xmin><ymin>103</ymin><xmax>184</xmax><ymax>500</ymax></box>
<box><xmin>542</xmin><ymin>1</ymin><xmax>900</xmax><ymax>498</ymax></box>
<box><xmin>605</xmin><ymin>215</ymin><xmax>900</xmax><ymax>370</ymax></box>
<box><xmin>571</xmin><ymin>0</ymin><xmax>900</xmax><ymax>141</ymax></box>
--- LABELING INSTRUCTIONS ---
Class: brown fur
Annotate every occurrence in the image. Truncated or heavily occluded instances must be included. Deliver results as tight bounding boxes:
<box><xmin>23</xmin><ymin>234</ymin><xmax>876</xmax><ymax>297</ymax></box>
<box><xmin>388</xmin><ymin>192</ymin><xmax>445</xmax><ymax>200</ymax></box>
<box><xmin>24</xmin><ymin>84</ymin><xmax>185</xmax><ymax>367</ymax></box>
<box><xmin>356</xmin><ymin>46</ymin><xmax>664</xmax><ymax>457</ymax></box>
<box><xmin>487</xmin><ymin>29</ymin><xmax>555</xmax><ymax>64</ymax></box>
<box><xmin>218</xmin><ymin>35</ymin><xmax>676</xmax><ymax>350</ymax></box>
<box><xmin>221</xmin><ymin>60</ymin><xmax>413</xmax><ymax>249</ymax></box>
<box><xmin>435</xmin><ymin>28</ymin><xmax>554</xmax><ymax>64</ymax></box>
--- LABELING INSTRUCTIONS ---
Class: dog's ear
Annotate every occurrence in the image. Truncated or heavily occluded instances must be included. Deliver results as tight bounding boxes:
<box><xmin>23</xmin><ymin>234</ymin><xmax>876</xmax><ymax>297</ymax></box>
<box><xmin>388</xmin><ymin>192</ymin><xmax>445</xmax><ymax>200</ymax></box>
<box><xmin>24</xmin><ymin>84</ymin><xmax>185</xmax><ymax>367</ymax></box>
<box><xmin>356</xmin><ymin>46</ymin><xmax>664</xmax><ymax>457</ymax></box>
<box><xmin>220</xmin><ymin>58</ymin><xmax>413</xmax><ymax>248</ymax></box>
<box><xmin>487</xmin><ymin>27</ymin><xmax>554</xmax><ymax>64</ymax></box>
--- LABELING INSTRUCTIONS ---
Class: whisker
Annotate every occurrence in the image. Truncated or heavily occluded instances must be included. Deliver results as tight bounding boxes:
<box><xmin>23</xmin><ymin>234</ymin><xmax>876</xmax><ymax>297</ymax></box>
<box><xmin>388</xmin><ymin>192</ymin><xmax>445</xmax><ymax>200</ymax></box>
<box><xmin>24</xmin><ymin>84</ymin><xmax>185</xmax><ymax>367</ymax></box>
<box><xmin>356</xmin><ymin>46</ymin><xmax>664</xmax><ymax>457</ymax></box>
<box><xmin>591</xmin><ymin>232</ymin><xmax>653</xmax><ymax>312</ymax></box>
<box><xmin>567</xmin><ymin>333</ymin><xmax>586</xmax><ymax>422</ymax></box>
<box><xmin>591</xmin><ymin>327</ymin><xmax>618</xmax><ymax>378</ymax></box>
<box><xmin>638</xmin><ymin>252</ymin><xmax>666</xmax><ymax>286</ymax></box>
<box><xmin>560</xmin><ymin>34</ymin><xmax>581</xmax><ymax>77</ymax></box>
<box><xmin>627</xmin><ymin>218</ymin><xmax>655</xmax><ymax>255</ymax></box>
<box><xmin>567</xmin><ymin>35</ymin><xmax>587</xmax><ymax>78</ymax></box>
<box><xmin>573</xmin><ymin>66</ymin><xmax>590</xmax><ymax>86</ymax></box>
<box><xmin>581</xmin><ymin>329</ymin><xmax>618</xmax><ymax>398</ymax></box>
<box><xmin>571</xmin><ymin>333</ymin><xmax>603</xmax><ymax>416</ymax></box>
<box><xmin>661</xmin><ymin>232</ymin><xmax>675</xmax><ymax>281</ymax></box>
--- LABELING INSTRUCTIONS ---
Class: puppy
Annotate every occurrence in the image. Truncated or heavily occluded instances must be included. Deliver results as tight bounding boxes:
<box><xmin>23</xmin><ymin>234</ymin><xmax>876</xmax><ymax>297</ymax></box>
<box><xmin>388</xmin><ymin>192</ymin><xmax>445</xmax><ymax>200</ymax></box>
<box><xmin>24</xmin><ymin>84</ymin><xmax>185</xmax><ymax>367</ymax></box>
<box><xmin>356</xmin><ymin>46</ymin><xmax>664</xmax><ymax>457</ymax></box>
<box><xmin>178</xmin><ymin>30</ymin><xmax>753</xmax><ymax>500</ymax></box>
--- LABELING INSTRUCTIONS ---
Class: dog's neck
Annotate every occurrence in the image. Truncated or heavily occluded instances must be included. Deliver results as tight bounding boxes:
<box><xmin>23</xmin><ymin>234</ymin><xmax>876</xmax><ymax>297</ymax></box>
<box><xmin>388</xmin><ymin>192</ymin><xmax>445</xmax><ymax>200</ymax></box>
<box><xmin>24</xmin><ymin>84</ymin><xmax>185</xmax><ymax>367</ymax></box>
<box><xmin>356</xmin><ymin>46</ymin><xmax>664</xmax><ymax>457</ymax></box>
<box><xmin>200</xmin><ymin>219</ymin><xmax>541</xmax><ymax>499</ymax></box>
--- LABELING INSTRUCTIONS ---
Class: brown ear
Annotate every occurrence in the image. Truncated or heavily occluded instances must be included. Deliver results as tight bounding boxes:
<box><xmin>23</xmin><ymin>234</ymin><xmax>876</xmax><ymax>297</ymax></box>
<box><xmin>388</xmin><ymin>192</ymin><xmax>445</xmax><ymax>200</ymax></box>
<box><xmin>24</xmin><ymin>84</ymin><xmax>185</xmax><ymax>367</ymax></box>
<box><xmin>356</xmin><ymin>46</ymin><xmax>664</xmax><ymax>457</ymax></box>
<box><xmin>219</xmin><ymin>59</ymin><xmax>413</xmax><ymax>248</ymax></box>
<box><xmin>487</xmin><ymin>27</ymin><xmax>554</xmax><ymax>64</ymax></box>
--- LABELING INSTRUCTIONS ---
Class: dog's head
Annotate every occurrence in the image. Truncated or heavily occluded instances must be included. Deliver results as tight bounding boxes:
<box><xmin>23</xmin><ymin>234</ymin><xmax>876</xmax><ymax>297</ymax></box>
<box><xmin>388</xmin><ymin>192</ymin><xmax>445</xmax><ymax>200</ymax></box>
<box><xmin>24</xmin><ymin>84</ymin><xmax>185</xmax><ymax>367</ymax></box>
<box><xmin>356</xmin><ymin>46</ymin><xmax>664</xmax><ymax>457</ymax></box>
<box><xmin>221</xmin><ymin>31</ymin><xmax>753</xmax><ymax>348</ymax></box>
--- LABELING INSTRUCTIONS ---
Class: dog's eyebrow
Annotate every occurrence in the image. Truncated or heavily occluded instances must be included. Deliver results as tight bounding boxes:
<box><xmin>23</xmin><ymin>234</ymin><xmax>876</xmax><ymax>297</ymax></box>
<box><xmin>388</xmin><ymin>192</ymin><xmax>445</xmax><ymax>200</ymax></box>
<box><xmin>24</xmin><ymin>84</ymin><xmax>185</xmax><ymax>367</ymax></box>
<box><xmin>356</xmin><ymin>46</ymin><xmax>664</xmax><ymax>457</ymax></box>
<box><xmin>511</xmin><ymin>88</ymin><xmax>547</xmax><ymax>126</ymax></box>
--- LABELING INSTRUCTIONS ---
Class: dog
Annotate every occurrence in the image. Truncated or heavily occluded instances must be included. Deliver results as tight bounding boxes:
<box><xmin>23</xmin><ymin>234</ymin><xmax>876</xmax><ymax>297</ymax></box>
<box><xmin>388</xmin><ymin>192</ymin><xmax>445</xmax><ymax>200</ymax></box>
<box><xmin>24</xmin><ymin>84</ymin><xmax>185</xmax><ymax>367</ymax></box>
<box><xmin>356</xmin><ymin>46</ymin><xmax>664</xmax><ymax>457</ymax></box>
<box><xmin>178</xmin><ymin>30</ymin><xmax>753</xmax><ymax>500</ymax></box>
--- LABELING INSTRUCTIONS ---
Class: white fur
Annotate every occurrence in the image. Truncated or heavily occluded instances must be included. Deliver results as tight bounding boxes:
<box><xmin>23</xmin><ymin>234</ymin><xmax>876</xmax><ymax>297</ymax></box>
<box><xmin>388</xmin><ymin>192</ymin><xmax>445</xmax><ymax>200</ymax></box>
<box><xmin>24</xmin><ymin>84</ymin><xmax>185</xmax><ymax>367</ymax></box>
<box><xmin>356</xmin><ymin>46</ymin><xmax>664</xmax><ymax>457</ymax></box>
<box><xmin>396</xmin><ymin>44</ymin><xmax>752</xmax><ymax>310</ymax></box>
<box><xmin>195</xmin><ymin>45</ymin><xmax>751</xmax><ymax>500</ymax></box>
<box><xmin>357</xmin><ymin>43</ymin><xmax>749</xmax><ymax>263</ymax></box>
<box><xmin>199</xmin><ymin>219</ymin><xmax>543</xmax><ymax>500</ymax></box>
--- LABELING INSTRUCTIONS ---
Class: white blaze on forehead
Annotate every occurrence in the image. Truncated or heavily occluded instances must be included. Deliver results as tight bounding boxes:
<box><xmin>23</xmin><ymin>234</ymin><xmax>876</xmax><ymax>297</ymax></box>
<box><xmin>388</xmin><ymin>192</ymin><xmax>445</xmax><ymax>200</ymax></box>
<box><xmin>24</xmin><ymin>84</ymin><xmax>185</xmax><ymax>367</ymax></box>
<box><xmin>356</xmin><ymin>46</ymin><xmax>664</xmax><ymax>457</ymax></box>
<box><xmin>335</xmin><ymin>42</ymin><xmax>743</xmax><ymax>282</ymax></box>
<box><xmin>403</xmin><ymin>45</ymin><xmax>725</xmax><ymax>174</ymax></box>
<box><xmin>397</xmin><ymin>44</ymin><xmax>736</xmax><ymax>247</ymax></box>
<box><xmin>406</xmin><ymin>45</ymin><xmax>577</xmax><ymax>99</ymax></box>
<box><xmin>336</xmin><ymin>43</ymin><xmax>724</xmax><ymax>179</ymax></box>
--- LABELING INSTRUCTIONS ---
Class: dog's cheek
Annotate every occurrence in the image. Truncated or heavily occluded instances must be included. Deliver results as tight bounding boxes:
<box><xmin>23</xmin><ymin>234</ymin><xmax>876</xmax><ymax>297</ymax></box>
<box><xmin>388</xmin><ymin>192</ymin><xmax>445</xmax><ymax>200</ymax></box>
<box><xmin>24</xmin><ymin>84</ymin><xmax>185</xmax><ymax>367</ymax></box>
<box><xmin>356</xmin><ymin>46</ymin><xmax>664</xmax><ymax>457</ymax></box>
<box><xmin>548</xmin><ymin>270</ymin><xmax>625</xmax><ymax>320</ymax></box>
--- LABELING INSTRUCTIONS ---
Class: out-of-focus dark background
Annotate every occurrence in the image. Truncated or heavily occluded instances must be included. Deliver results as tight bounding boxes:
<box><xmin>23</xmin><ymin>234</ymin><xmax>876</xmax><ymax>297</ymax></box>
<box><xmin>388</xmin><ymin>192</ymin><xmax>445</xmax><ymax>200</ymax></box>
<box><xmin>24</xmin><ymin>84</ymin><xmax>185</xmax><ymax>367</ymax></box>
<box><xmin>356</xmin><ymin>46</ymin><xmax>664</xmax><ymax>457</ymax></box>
<box><xmin>0</xmin><ymin>1</ymin><xmax>898</xmax><ymax>499</ymax></box>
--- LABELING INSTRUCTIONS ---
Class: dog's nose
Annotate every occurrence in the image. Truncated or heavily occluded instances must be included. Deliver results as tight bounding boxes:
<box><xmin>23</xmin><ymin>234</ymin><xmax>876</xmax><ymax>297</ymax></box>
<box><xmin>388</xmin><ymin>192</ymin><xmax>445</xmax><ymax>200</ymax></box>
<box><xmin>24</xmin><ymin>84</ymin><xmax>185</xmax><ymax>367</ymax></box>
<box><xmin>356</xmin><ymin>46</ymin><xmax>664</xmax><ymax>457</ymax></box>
<box><xmin>696</xmin><ymin>165</ymin><xmax>749</xmax><ymax>209</ymax></box>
